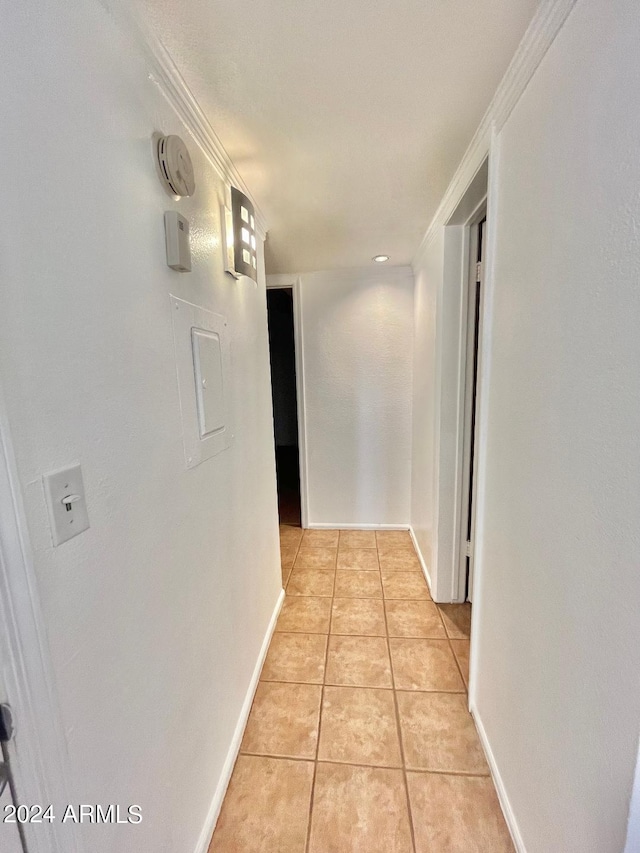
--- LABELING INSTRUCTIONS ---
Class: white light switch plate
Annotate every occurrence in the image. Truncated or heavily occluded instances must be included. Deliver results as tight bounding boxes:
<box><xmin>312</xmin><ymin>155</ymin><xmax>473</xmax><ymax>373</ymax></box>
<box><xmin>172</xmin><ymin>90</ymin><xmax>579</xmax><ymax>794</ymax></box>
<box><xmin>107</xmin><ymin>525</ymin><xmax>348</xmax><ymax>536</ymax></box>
<box><xmin>43</xmin><ymin>464</ymin><xmax>90</xmax><ymax>546</ymax></box>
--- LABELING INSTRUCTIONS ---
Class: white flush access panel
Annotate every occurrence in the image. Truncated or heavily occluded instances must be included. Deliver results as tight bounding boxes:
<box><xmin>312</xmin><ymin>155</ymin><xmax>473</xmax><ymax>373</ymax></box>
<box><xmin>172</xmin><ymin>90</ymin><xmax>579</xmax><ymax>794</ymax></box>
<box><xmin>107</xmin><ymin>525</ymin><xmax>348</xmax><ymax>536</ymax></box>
<box><xmin>192</xmin><ymin>329</ymin><xmax>225</xmax><ymax>438</ymax></box>
<box><xmin>170</xmin><ymin>295</ymin><xmax>233</xmax><ymax>468</ymax></box>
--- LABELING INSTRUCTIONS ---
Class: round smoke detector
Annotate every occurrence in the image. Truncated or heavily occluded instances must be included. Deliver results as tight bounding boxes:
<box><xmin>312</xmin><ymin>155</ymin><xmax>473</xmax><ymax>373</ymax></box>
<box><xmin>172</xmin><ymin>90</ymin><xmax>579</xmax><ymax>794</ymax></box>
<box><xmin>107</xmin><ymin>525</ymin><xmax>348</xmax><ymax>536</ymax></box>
<box><xmin>155</xmin><ymin>134</ymin><xmax>196</xmax><ymax>198</ymax></box>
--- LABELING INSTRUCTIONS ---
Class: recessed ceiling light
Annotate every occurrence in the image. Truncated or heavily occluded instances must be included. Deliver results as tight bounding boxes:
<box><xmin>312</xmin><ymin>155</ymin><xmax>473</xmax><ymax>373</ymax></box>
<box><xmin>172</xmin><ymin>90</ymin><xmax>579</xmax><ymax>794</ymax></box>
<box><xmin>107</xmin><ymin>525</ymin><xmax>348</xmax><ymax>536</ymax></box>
<box><xmin>372</xmin><ymin>254</ymin><xmax>390</xmax><ymax>263</ymax></box>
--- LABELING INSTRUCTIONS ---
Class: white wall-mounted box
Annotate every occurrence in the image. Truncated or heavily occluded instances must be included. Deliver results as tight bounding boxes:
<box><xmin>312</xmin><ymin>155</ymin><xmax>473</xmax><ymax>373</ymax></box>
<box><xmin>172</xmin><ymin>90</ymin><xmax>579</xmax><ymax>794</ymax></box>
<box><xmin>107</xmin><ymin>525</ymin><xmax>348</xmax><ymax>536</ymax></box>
<box><xmin>170</xmin><ymin>295</ymin><xmax>233</xmax><ymax>468</ymax></box>
<box><xmin>164</xmin><ymin>211</ymin><xmax>191</xmax><ymax>272</ymax></box>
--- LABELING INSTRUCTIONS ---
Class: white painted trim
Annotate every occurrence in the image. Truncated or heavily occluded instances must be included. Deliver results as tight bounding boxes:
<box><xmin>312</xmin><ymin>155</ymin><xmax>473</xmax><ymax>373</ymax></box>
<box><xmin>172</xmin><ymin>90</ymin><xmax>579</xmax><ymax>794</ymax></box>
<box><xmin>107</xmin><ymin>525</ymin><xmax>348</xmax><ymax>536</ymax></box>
<box><xmin>194</xmin><ymin>588</ymin><xmax>285</xmax><ymax>853</ymax></box>
<box><xmin>450</xmin><ymin>222</ymin><xmax>474</xmax><ymax>602</ymax></box>
<box><xmin>454</xmin><ymin>200</ymin><xmax>488</xmax><ymax>604</ymax></box>
<box><xmin>265</xmin><ymin>277</ymin><xmax>310</xmax><ymax>529</ymax></box>
<box><xmin>307</xmin><ymin>522</ymin><xmax>409</xmax><ymax>530</ymax></box>
<box><xmin>0</xmin><ymin>385</ymin><xmax>82</xmax><ymax>853</ymax></box>
<box><xmin>467</xmin><ymin>128</ymin><xmax>501</xmax><ymax>706</ymax></box>
<box><xmin>265</xmin><ymin>276</ymin><xmax>297</xmax><ymax>288</ymax></box>
<box><xmin>409</xmin><ymin>526</ymin><xmax>433</xmax><ymax>596</ymax></box>
<box><xmin>470</xmin><ymin>702</ymin><xmax>526</xmax><ymax>853</ymax></box>
<box><xmin>100</xmin><ymin>0</ymin><xmax>268</xmax><ymax>235</ymax></box>
<box><xmin>412</xmin><ymin>0</ymin><xmax>577</xmax><ymax>268</ymax></box>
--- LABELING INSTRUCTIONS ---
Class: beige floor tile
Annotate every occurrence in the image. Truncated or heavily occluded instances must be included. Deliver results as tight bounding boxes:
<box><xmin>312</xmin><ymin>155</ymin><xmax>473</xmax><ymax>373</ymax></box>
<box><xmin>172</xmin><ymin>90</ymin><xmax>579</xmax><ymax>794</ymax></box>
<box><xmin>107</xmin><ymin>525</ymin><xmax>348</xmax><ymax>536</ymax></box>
<box><xmin>450</xmin><ymin>639</ymin><xmax>470</xmax><ymax>688</ymax></box>
<box><xmin>381</xmin><ymin>570</ymin><xmax>430</xmax><ymax>600</ymax></box>
<box><xmin>302</xmin><ymin>529</ymin><xmax>340</xmax><ymax>547</ymax></box>
<box><xmin>337</xmin><ymin>548</ymin><xmax>380</xmax><ymax>571</ymax></box>
<box><xmin>390</xmin><ymin>638</ymin><xmax>464</xmax><ymax>691</ymax></box>
<box><xmin>286</xmin><ymin>569</ymin><xmax>335</xmax><ymax>597</ymax></box>
<box><xmin>331</xmin><ymin>597</ymin><xmax>386</xmax><ymax>636</ymax></box>
<box><xmin>294</xmin><ymin>547</ymin><xmax>337</xmax><ymax>569</ymax></box>
<box><xmin>379</xmin><ymin>550</ymin><xmax>421</xmax><ymax>571</ymax></box>
<box><xmin>280</xmin><ymin>546</ymin><xmax>298</xmax><ymax>569</ymax></box>
<box><xmin>375</xmin><ymin>530</ymin><xmax>412</xmax><ymax>548</ymax></box>
<box><xmin>335</xmin><ymin>570</ymin><xmax>383</xmax><ymax>598</ymax></box>
<box><xmin>438</xmin><ymin>603</ymin><xmax>472</xmax><ymax>639</ymax></box>
<box><xmin>280</xmin><ymin>526</ymin><xmax>304</xmax><ymax>548</ymax></box>
<box><xmin>241</xmin><ymin>681</ymin><xmax>322</xmax><ymax>759</ymax></box>
<box><xmin>209</xmin><ymin>755</ymin><xmax>313</xmax><ymax>853</ymax></box>
<box><xmin>377</xmin><ymin>540</ymin><xmax>417</xmax><ymax>557</ymax></box>
<box><xmin>278</xmin><ymin>596</ymin><xmax>332</xmax><ymax>633</ymax></box>
<box><xmin>407</xmin><ymin>772</ymin><xmax>514</xmax><ymax>853</ymax></box>
<box><xmin>308</xmin><ymin>763</ymin><xmax>413</xmax><ymax>853</ymax></box>
<box><xmin>397</xmin><ymin>692</ymin><xmax>489</xmax><ymax>774</ymax></box>
<box><xmin>318</xmin><ymin>686</ymin><xmax>402</xmax><ymax>767</ymax></box>
<box><xmin>261</xmin><ymin>632</ymin><xmax>327</xmax><ymax>684</ymax></box>
<box><xmin>385</xmin><ymin>600</ymin><xmax>447</xmax><ymax>638</ymax></box>
<box><xmin>325</xmin><ymin>635</ymin><xmax>392</xmax><ymax>688</ymax></box>
<box><xmin>282</xmin><ymin>565</ymin><xmax>292</xmax><ymax>588</ymax></box>
<box><xmin>339</xmin><ymin>529</ymin><xmax>377</xmax><ymax>549</ymax></box>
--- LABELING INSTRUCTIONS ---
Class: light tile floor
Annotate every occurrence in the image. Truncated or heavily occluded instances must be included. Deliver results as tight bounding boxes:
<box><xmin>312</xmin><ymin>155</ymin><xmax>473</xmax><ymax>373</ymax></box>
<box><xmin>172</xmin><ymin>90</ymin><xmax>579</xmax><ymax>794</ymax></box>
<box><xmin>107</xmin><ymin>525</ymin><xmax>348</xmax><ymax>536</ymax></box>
<box><xmin>209</xmin><ymin>527</ymin><xmax>513</xmax><ymax>853</ymax></box>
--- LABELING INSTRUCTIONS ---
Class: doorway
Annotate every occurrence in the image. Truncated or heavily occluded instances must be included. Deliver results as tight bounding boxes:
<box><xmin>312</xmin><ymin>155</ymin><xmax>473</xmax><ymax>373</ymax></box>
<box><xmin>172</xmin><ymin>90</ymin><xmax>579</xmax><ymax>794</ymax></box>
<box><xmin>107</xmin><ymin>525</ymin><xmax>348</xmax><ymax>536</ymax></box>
<box><xmin>459</xmin><ymin>214</ymin><xmax>486</xmax><ymax>603</ymax></box>
<box><xmin>266</xmin><ymin>288</ymin><xmax>302</xmax><ymax>527</ymax></box>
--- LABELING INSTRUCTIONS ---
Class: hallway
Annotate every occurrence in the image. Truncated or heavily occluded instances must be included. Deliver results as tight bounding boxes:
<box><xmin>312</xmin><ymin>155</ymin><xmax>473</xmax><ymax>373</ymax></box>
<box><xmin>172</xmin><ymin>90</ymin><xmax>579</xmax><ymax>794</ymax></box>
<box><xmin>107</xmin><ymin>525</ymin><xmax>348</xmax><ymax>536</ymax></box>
<box><xmin>210</xmin><ymin>527</ymin><xmax>512</xmax><ymax>852</ymax></box>
<box><xmin>2</xmin><ymin>1</ymin><xmax>640</xmax><ymax>850</ymax></box>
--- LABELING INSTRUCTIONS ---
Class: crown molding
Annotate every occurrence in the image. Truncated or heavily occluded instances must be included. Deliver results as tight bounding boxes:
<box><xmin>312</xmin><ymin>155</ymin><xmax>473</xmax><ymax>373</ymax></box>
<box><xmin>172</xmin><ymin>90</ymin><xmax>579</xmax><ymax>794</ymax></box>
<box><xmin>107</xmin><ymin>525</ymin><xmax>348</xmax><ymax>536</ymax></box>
<box><xmin>101</xmin><ymin>0</ymin><xmax>268</xmax><ymax>235</ymax></box>
<box><xmin>412</xmin><ymin>0</ymin><xmax>577</xmax><ymax>268</ymax></box>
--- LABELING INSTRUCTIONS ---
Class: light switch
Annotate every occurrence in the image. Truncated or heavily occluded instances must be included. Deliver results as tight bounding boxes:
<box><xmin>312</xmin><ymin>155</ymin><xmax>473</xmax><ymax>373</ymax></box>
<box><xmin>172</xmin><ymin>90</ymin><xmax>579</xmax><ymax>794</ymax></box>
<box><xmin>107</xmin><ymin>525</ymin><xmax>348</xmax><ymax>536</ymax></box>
<box><xmin>43</xmin><ymin>464</ymin><xmax>90</xmax><ymax>546</ymax></box>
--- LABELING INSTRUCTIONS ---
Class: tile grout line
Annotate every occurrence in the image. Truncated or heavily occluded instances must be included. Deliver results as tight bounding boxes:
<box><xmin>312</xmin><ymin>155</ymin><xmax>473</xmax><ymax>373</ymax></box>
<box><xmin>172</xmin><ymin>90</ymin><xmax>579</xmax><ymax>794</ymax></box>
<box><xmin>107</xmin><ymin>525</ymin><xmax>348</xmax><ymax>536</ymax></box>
<box><xmin>259</xmin><ymin>675</ymin><xmax>466</xmax><ymax>694</ymax></box>
<box><xmin>303</xmin><ymin>532</ymin><xmax>338</xmax><ymax>853</ymax></box>
<box><xmin>380</xmin><ymin>541</ymin><xmax>418</xmax><ymax>853</ymax></box>
<box><xmin>238</xmin><ymin>750</ymin><xmax>491</xmax><ymax>778</ymax></box>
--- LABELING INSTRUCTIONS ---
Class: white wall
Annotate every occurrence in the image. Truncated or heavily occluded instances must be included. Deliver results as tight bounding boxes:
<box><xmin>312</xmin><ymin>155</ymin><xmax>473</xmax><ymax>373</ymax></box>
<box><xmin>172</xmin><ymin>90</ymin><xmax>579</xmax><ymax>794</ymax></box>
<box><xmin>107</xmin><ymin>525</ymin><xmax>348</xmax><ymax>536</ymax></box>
<box><xmin>410</xmin><ymin>0</ymin><xmax>640</xmax><ymax>848</ymax></box>
<box><xmin>270</xmin><ymin>267</ymin><xmax>414</xmax><ymax>527</ymax></box>
<box><xmin>471</xmin><ymin>0</ymin><xmax>640</xmax><ymax>850</ymax></box>
<box><xmin>0</xmin><ymin>3</ymin><xmax>281</xmax><ymax>852</ymax></box>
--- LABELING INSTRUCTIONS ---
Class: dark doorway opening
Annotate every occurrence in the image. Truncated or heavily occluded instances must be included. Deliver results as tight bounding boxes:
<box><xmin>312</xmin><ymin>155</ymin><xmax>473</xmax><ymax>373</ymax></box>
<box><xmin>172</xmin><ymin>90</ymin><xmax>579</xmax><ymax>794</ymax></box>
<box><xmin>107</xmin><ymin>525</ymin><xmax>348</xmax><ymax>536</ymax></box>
<box><xmin>266</xmin><ymin>288</ymin><xmax>301</xmax><ymax>526</ymax></box>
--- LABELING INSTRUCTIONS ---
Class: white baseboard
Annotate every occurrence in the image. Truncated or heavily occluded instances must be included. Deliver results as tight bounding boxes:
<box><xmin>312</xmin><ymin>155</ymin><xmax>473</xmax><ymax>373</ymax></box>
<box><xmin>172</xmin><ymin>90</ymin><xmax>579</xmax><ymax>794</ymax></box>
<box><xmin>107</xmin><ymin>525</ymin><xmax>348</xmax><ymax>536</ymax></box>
<box><xmin>307</xmin><ymin>522</ymin><xmax>410</xmax><ymax>530</ymax></box>
<box><xmin>470</xmin><ymin>703</ymin><xmax>526</xmax><ymax>853</ymax></box>
<box><xmin>194</xmin><ymin>587</ymin><xmax>285</xmax><ymax>853</ymax></box>
<box><xmin>409</xmin><ymin>525</ymin><xmax>433</xmax><ymax>595</ymax></box>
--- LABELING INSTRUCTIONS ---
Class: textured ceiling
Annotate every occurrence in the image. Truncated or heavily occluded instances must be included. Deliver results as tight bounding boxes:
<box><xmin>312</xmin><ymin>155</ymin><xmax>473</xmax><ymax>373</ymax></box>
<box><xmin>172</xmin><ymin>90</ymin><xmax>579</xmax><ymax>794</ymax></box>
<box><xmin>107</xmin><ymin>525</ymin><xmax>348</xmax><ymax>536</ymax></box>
<box><xmin>137</xmin><ymin>0</ymin><xmax>540</xmax><ymax>272</ymax></box>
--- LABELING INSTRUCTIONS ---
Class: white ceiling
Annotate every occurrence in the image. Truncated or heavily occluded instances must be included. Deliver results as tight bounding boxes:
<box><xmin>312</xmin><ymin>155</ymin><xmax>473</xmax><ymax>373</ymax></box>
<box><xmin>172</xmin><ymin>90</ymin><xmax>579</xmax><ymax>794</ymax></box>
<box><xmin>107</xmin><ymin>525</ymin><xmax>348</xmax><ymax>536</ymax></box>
<box><xmin>137</xmin><ymin>0</ymin><xmax>540</xmax><ymax>273</ymax></box>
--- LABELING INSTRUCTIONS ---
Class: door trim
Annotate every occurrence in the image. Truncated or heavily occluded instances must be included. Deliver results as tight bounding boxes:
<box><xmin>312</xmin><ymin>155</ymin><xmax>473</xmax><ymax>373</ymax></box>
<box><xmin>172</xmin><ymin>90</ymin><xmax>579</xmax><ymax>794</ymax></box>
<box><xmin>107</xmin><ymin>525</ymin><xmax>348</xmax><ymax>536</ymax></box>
<box><xmin>0</xmin><ymin>382</ymin><xmax>81</xmax><ymax>853</ymax></box>
<box><xmin>265</xmin><ymin>278</ymin><xmax>309</xmax><ymax>528</ymax></box>
<box><xmin>456</xmin><ymin>208</ymin><xmax>487</xmax><ymax>603</ymax></box>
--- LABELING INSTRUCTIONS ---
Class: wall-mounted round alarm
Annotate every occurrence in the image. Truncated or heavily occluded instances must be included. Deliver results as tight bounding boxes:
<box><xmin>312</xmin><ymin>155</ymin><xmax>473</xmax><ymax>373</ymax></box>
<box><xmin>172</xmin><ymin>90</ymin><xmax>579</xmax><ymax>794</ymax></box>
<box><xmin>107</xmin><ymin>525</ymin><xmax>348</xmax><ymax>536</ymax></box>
<box><xmin>155</xmin><ymin>134</ymin><xmax>196</xmax><ymax>198</ymax></box>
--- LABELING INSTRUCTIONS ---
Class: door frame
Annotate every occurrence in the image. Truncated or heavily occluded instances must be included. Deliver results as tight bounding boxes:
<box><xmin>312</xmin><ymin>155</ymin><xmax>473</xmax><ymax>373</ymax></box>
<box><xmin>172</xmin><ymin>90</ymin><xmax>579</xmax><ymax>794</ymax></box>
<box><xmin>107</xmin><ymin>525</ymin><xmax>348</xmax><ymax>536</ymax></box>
<box><xmin>427</xmin><ymin>158</ymin><xmax>488</xmax><ymax>605</ymax></box>
<box><xmin>0</xmin><ymin>383</ymin><xmax>81</xmax><ymax>853</ymax></box>
<box><xmin>455</xmin><ymin>207</ymin><xmax>487</xmax><ymax>603</ymax></box>
<box><xmin>265</xmin><ymin>277</ymin><xmax>309</xmax><ymax>529</ymax></box>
